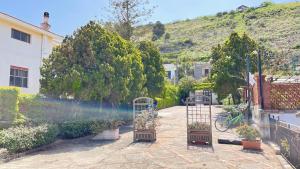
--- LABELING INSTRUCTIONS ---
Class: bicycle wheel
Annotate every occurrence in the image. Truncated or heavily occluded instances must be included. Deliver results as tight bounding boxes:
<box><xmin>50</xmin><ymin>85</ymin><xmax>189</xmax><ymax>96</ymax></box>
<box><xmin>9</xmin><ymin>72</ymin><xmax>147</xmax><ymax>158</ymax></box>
<box><xmin>215</xmin><ymin>115</ymin><xmax>231</xmax><ymax>132</ymax></box>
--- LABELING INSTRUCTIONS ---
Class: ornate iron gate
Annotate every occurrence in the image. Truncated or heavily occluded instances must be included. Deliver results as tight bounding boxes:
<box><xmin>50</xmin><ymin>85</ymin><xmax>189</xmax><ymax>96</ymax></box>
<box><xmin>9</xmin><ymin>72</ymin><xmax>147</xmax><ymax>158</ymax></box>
<box><xmin>187</xmin><ymin>90</ymin><xmax>212</xmax><ymax>146</ymax></box>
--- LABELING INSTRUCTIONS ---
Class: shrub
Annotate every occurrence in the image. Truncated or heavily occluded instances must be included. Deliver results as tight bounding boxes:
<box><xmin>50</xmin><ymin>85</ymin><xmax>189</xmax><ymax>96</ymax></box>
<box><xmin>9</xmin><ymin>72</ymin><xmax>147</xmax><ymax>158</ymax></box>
<box><xmin>152</xmin><ymin>21</ymin><xmax>165</xmax><ymax>40</ymax></box>
<box><xmin>58</xmin><ymin>120</ymin><xmax>122</xmax><ymax>138</ymax></box>
<box><xmin>0</xmin><ymin>87</ymin><xmax>20</xmax><ymax>128</ymax></box>
<box><xmin>0</xmin><ymin>124</ymin><xmax>58</xmax><ymax>153</ymax></box>
<box><xmin>59</xmin><ymin>120</ymin><xmax>91</xmax><ymax>139</ymax></box>
<box><xmin>165</xmin><ymin>33</ymin><xmax>171</xmax><ymax>41</ymax></box>
<box><xmin>156</xmin><ymin>83</ymin><xmax>179</xmax><ymax>109</ymax></box>
<box><xmin>236</xmin><ymin>125</ymin><xmax>260</xmax><ymax>141</ymax></box>
<box><xmin>178</xmin><ymin>76</ymin><xmax>197</xmax><ymax>103</ymax></box>
<box><xmin>216</xmin><ymin>12</ymin><xmax>223</xmax><ymax>17</ymax></box>
<box><xmin>194</xmin><ymin>83</ymin><xmax>214</xmax><ymax>91</ymax></box>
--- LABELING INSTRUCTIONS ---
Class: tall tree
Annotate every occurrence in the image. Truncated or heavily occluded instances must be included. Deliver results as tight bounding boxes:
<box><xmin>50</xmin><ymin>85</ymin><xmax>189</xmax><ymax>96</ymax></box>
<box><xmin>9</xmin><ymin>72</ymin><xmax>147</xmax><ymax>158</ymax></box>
<box><xmin>211</xmin><ymin>32</ymin><xmax>259</xmax><ymax>104</ymax></box>
<box><xmin>138</xmin><ymin>41</ymin><xmax>165</xmax><ymax>97</ymax></box>
<box><xmin>108</xmin><ymin>0</ymin><xmax>154</xmax><ymax>40</ymax></box>
<box><xmin>40</xmin><ymin>21</ymin><xmax>145</xmax><ymax>105</ymax></box>
<box><xmin>152</xmin><ymin>21</ymin><xmax>165</xmax><ymax>41</ymax></box>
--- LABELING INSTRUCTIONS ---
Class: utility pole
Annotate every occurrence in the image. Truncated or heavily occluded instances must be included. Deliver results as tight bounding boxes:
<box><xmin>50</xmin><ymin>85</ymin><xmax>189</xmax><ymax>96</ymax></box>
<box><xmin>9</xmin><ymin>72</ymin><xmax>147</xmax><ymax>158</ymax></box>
<box><xmin>258</xmin><ymin>49</ymin><xmax>264</xmax><ymax>109</ymax></box>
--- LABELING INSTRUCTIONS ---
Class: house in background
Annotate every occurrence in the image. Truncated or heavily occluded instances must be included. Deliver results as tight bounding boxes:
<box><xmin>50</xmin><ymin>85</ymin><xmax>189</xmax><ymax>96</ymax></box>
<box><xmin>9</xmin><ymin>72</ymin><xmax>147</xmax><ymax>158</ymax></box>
<box><xmin>194</xmin><ymin>62</ymin><xmax>211</xmax><ymax>80</ymax></box>
<box><xmin>163</xmin><ymin>64</ymin><xmax>177</xmax><ymax>84</ymax></box>
<box><xmin>0</xmin><ymin>12</ymin><xmax>63</xmax><ymax>94</ymax></box>
<box><xmin>237</xmin><ymin>5</ymin><xmax>249</xmax><ymax>12</ymax></box>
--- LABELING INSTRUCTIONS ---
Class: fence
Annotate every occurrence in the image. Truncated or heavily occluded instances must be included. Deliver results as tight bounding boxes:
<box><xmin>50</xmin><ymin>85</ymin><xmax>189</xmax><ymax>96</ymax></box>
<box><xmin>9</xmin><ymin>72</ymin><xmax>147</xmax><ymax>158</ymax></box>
<box><xmin>270</xmin><ymin>83</ymin><xmax>300</xmax><ymax>110</ymax></box>
<box><xmin>270</xmin><ymin>117</ymin><xmax>300</xmax><ymax>168</ymax></box>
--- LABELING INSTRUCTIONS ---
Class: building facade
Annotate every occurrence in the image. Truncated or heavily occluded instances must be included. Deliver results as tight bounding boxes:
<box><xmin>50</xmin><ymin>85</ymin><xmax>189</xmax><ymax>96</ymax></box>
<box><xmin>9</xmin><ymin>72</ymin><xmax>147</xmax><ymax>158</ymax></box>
<box><xmin>194</xmin><ymin>62</ymin><xmax>211</xmax><ymax>80</ymax></box>
<box><xmin>0</xmin><ymin>12</ymin><xmax>63</xmax><ymax>94</ymax></box>
<box><xmin>163</xmin><ymin>64</ymin><xmax>177</xmax><ymax>84</ymax></box>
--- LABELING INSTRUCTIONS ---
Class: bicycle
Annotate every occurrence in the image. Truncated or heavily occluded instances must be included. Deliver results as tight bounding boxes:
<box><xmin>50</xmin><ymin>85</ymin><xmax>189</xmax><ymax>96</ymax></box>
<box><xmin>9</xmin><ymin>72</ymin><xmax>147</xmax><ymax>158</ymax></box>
<box><xmin>215</xmin><ymin>104</ymin><xmax>247</xmax><ymax>132</ymax></box>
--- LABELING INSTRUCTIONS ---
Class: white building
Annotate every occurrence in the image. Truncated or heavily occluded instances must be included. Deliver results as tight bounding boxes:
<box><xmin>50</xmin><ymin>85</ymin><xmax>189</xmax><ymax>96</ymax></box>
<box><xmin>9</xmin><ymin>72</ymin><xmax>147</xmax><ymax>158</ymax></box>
<box><xmin>194</xmin><ymin>62</ymin><xmax>211</xmax><ymax>80</ymax></box>
<box><xmin>163</xmin><ymin>64</ymin><xmax>177</xmax><ymax>84</ymax></box>
<box><xmin>0</xmin><ymin>12</ymin><xmax>63</xmax><ymax>94</ymax></box>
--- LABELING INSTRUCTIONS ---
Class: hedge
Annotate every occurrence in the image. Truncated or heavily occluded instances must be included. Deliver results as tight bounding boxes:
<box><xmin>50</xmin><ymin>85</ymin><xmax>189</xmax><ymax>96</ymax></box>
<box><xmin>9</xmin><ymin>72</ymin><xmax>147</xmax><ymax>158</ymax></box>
<box><xmin>0</xmin><ymin>124</ymin><xmax>58</xmax><ymax>153</ymax></box>
<box><xmin>58</xmin><ymin>120</ymin><xmax>122</xmax><ymax>139</ymax></box>
<box><xmin>0</xmin><ymin>87</ymin><xmax>20</xmax><ymax>128</ymax></box>
<box><xmin>194</xmin><ymin>83</ymin><xmax>214</xmax><ymax>91</ymax></box>
<box><xmin>156</xmin><ymin>84</ymin><xmax>179</xmax><ymax>109</ymax></box>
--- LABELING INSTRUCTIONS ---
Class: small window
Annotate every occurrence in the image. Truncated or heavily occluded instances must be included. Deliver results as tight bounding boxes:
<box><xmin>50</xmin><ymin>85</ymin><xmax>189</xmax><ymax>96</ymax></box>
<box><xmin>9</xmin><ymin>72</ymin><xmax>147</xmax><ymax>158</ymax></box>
<box><xmin>9</xmin><ymin>66</ymin><xmax>28</xmax><ymax>88</ymax></box>
<box><xmin>11</xmin><ymin>29</ymin><xmax>31</xmax><ymax>43</ymax></box>
<box><xmin>167</xmin><ymin>71</ymin><xmax>172</xmax><ymax>79</ymax></box>
<box><xmin>204</xmin><ymin>69</ymin><xmax>210</xmax><ymax>76</ymax></box>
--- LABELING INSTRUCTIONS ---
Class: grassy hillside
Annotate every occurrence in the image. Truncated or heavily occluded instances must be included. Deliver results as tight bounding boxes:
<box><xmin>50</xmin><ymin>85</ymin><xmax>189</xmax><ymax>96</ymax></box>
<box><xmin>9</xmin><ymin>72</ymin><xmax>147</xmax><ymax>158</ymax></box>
<box><xmin>133</xmin><ymin>2</ymin><xmax>300</xmax><ymax>74</ymax></box>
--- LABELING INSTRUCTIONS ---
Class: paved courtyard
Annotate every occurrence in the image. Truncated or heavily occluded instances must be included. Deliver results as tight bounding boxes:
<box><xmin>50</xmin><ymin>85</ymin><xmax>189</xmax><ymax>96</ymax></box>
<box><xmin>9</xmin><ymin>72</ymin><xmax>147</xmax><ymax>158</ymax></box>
<box><xmin>0</xmin><ymin>106</ymin><xmax>282</xmax><ymax>169</ymax></box>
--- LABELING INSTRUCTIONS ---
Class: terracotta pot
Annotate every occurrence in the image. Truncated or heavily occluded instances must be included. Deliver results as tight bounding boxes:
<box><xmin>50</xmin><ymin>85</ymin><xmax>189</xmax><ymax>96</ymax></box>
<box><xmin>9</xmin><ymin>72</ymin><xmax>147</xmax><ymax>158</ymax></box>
<box><xmin>242</xmin><ymin>139</ymin><xmax>261</xmax><ymax>150</ymax></box>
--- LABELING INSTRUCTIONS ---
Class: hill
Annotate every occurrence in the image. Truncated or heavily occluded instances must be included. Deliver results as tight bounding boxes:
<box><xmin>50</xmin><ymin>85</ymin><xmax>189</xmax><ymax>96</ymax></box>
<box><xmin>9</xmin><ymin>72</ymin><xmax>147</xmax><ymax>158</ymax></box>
<box><xmin>133</xmin><ymin>2</ymin><xmax>300</xmax><ymax>74</ymax></box>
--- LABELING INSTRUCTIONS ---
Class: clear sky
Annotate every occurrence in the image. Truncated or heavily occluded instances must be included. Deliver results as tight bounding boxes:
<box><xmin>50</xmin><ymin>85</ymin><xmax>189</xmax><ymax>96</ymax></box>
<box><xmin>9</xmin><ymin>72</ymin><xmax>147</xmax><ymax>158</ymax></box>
<box><xmin>0</xmin><ymin>0</ymin><xmax>296</xmax><ymax>36</ymax></box>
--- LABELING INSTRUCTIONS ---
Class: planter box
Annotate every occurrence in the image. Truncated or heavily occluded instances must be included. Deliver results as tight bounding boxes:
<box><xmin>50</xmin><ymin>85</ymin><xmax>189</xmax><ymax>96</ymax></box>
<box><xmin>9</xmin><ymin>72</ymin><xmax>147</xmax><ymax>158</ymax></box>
<box><xmin>187</xmin><ymin>129</ymin><xmax>212</xmax><ymax>145</ymax></box>
<box><xmin>242</xmin><ymin>139</ymin><xmax>261</xmax><ymax>150</ymax></box>
<box><xmin>92</xmin><ymin>128</ymin><xmax>120</xmax><ymax>141</ymax></box>
<box><xmin>134</xmin><ymin>129</ymin><xmax>156</xmax><ymax>142</ymax></box>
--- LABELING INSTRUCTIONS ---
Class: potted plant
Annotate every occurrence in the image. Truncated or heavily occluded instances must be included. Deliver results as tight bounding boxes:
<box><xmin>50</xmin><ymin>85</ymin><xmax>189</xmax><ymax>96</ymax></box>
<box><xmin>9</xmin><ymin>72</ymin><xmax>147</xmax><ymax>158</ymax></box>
<box><xmin>134</xmin><ymin>111</ymin><xmax>157</xmax><ymax>142</ymax></box>
<box><xmin>236</xmin><ymin>125</ymin><xmax>261</xmax><ymax>150</ymax></box>
<box><xmin>187</xmin><ymin>122</ymin><xmax>212</xmax><ymax>145</ymax></box>
<box><xmin>92</xmin><ymin>120</ymin><xmax>124</xmax><ymax>141</ymax></box>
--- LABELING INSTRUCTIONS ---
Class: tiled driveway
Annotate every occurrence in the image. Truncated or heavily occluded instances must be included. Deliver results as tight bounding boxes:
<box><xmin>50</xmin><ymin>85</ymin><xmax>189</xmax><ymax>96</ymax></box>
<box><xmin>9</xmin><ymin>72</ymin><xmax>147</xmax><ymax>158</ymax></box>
<box><xmin>0</xmin><ymin>106</ymin><xmax>282</xmax><ymax>169</ymax></box>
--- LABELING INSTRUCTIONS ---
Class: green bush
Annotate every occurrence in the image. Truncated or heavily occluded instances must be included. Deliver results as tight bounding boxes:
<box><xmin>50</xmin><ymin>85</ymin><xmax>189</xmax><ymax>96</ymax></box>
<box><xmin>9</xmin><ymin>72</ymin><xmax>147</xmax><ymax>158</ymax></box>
<box><xmin>0</xmin><ymin>87</ymin><xmax>20</xmax><ymax>128</ymax></box>
<box><xmin>0</xmin><ymin>124</ymin><xmax>58</xmax><ymax>153</ymax></box>
<box><xmin>59</xmin><ymin>120</ymin><xmax>92</xmax><ymax>139</ymax></box>
<box><xmin>156</xmin><ymin>84</ymin><xmax>179</xmax><ymax>109</ymax></box>
<box><xmin>194</xmin><ymin>83</ymin><xmax>214</xmax><ymax>91</ymax></box>
<box><xmin>58</xmin><ymin>120</ymin><xmax>121</xmax><ymax>139</ymax></box>
<box><xmin>178</xmin><ymin>76</ymin><xmax>197</xmax><ymax>103</ymax></box>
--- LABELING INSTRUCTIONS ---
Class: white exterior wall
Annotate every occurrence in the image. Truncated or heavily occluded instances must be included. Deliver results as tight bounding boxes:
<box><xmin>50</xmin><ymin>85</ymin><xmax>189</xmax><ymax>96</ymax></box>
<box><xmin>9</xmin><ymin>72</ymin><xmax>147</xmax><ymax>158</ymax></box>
<box><xmin>194</xmin><ymin>62</ymin><xmax>211</xmax><ymax>80</ymax></box>
<box><xmin>0</xmin><ymin>18</ymin><xmax>60</xmax><ymax>94</ymax></box>
<box><xmin>163</xmin><ymin>64</ymin><xmax>177</xmax><ymax>82</ymax></box>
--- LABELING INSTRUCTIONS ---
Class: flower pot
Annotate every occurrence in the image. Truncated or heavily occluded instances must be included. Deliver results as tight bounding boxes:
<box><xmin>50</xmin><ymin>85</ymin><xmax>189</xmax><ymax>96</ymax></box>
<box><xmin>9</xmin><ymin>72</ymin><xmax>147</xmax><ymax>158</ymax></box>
<box><xmin>92</xmin><ymin>128</ymin><xmax>120</xmax><ymax>140</ymax></box>
<box><xmin>242</xmin><ymin>139</ymin><xmax>261</xmax><ymax>150</ymax></box>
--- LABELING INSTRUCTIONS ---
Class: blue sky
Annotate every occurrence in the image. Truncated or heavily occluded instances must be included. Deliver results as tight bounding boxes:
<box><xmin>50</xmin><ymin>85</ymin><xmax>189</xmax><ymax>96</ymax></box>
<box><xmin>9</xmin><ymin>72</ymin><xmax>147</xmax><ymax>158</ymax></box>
<box><xmin>0</xmin><ymin>0</ymin><xmax>296</xmax><ymax>36</ymax></box>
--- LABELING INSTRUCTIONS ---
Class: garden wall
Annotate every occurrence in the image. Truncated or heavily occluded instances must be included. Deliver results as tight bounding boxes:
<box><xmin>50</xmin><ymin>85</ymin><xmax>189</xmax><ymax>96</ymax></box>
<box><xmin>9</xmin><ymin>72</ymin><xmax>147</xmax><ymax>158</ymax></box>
<box><xmin>270</xmin><ymin>118</ymin><xmax>300</xmax><ymax>168</ymax></box>
<box><xmin>252</xmin><ymin>75</ymin><xmax>300</xmax><ymax>110</ymax></box>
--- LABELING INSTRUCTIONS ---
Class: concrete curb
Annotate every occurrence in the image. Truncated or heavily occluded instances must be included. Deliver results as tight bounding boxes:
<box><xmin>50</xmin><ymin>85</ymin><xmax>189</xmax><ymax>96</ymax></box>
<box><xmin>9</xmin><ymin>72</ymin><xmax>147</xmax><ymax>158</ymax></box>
<box><xmin>267</xmin><ymin>141</ymin><xmax>295</xmax><ymax>169</ymax></box>
<box><xmin>276</xmin><ymin>155</ymin><xmax>295</xmax><ymax>169</ymax></box>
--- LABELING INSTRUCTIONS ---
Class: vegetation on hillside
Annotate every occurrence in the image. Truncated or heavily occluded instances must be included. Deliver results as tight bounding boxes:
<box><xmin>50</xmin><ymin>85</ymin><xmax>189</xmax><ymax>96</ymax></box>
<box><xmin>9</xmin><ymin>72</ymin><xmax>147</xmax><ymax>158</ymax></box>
<box><xmin>133</xmin><ymin>2</ymin><xmax>300</xmax><ymax>75</ymax></box>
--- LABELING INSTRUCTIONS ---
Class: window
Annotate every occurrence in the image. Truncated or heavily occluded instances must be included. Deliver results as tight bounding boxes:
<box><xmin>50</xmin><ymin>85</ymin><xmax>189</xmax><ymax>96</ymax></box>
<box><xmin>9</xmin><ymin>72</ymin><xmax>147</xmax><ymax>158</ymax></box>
<box><xmin>204</xmin><ymin>69</ymin><xmax>210</xmax><ymax>76</ymax></box>
<box><xmin>167</xmin><ymin>71</ymin><xmax>172</xmax><ymax>79</ymax></box>
<box><xmin>9</xmin><ymin>66</ymin><xmax>28</xmax><ymax>88</ymax></box>
<box><xmin>11</xmin><ymin>29</ymin><xmax>31</xmax><ymax>43</ymax></box>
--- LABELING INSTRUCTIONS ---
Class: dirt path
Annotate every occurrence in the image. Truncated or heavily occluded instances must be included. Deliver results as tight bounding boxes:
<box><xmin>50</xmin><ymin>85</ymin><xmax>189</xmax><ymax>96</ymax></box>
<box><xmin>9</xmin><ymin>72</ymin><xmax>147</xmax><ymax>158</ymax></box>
<box><xmin>0</xmin><ymin>106</ymin><xmax>282</xmax><ymax>169</ymax></box>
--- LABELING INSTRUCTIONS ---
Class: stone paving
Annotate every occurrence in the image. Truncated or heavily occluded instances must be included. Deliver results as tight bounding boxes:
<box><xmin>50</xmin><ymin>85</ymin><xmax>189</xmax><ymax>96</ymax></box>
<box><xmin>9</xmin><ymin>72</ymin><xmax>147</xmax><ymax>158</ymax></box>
<box><xmin>0</xmin><ymin>106</ymin><xmax>282</xmax><ymax>169</ymax></box>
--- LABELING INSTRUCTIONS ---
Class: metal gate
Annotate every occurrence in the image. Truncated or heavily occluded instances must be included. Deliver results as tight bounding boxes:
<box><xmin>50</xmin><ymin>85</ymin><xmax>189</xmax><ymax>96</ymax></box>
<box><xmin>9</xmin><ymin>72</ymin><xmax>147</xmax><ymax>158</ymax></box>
<box><xmin>187</xmin><ymin>90</ymin><xmax>212</xmax><ymax>146</ymax></box>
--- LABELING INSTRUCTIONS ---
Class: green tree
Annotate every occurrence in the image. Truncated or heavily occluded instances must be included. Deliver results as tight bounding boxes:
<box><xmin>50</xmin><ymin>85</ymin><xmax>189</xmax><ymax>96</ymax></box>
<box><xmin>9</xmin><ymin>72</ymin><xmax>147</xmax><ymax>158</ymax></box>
<box><xmin>138</xmin><ymin>41</ymin><xmax>165</xmax><ymax>97</ymax></box>
<box><xmin>108</xmin><ymin>0</ymin><xmax>154</xmax><ymax>40</ymax></box>
<box><xmin>152</xmin><ymin>21</ymin><xmax>165</xmax><ymax>41</ymax></box>
<box><xmin>178</xmin><ymin>76</ymin><xmax>197</xmax><ymax>104</ymax></box>
<box><xmin>40</xmin><ymin>21</ymin><xmax>145</xmax><ymax>105</ymax></box>
<box><xmin>211</xmin><ymin>32</ymin><xmax>259</xmax><ymax>104</ymax></box>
